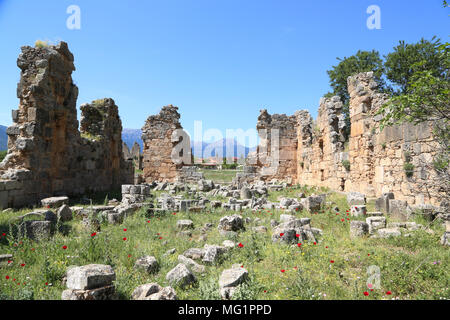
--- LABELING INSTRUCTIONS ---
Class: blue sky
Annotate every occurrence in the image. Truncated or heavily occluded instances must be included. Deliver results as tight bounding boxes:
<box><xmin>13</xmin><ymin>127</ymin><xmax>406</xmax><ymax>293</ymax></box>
<box><xmin>0</xmin><ymin>0</ymin><xmax>448</xmax><ymax>146</ymax></box>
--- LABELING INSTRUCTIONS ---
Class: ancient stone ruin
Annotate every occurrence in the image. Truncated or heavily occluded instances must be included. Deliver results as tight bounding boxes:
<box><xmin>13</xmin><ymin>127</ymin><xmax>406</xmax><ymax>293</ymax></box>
<box><xmin>0</xmin><ymin>42</ymin><xmax>133</xmax><ymax>209</ymax></box>
<box><xmin>141</xmin><ymin>105</ymin><xmax>202</xmax><ymax>183</ymax></box>
<box><xmin>246</xmin><ymin>71</ymin><xmax>441</xmax><ymax>207</ymax></box>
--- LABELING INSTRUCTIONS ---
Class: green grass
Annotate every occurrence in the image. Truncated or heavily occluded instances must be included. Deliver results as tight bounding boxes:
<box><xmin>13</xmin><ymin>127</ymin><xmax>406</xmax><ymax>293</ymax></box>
<box><xmin>199</xmin><ymin>169</ymin><xmax>242</xmax><ymax>183</ymax></box>
<box><xmin>0</xmin><ymin>150</ymin><xmax>6</xmax><ymax>162</ymax></box>
<box><xmin>0</xmin><ymin>185</ymin><xmax>448</xmax><ymax>300</ymax></box>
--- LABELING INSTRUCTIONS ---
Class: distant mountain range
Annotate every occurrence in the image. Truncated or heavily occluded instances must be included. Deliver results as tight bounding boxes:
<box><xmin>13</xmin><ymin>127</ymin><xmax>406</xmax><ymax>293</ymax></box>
<box><xmin>0</xmin><ymin>125</ymin><xmax>7</xmax><ymax>151</ymax></box>
<box><xmin>0</xmin><ymin>126</ymin><xmax>255</xmax><ymax>158</ymax></box>
<box><xmin>122</xmin><ymin>129</ymin><xmax>255</xmax><ymax>158</ymax></box>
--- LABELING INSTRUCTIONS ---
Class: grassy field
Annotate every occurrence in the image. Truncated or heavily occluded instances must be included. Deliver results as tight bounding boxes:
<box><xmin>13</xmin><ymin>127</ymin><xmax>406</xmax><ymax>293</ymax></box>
<box><xmin>0</xmin><ymin>183</ymin><xmax>448</xmax><ymax>300</ymax></box>
<box><xmin>199</xmin><ymin>169</ymin><xmax>242</xmax><ymax>184</ymax></box>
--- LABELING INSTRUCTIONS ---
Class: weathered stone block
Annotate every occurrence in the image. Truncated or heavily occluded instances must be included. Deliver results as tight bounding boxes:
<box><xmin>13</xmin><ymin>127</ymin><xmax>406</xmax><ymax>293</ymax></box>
<box><xmin>375</xmin><ymin>193</ymin><xmax>394</xmax><ymax>213</ymax></box>
<box><xmin>66</xmin><ymin>264</ymin><xmax>116</xmax><ymax>290</ymax></box>
<box><xmin>347</xmin><ymin>192</ymin><xmax>366</xmax><ymax>206</ymax></box>
<box><xmin>366</xmin><ymin>216</ymin><xmax>387</xmax><ymax>234</ymax></box>
<box><xmin>350</xmin><ymin>221</ymin><xmax>369</xmax><ymax>238</ymax></box>
<box><xmin>165</xmin><ymin>263</ymin><xmax>196</xmax><ymax>288</ymax></box>
<box><xmin>18</xmin><ymin>220</ymin><xmax>52</xmax><ymax>241</ymax></box>
<box><xmin>61</xmin><ymin>285</ymin><xmax>116</xmax><ymax>300</ymax></box>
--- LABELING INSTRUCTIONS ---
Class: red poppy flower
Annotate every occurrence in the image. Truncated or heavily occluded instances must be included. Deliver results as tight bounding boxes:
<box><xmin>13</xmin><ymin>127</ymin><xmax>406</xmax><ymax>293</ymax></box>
<box><xmin>91</xmin><ymin>232</ymin><xmax>97</xmax><ymax>237</ymax></box>
<box><xmin>147</xmin><ymin>220</ymin><xmax>150</xmax><ymax>223</ymax></box>
<box><xmin>280</xmin><ymin>233</ymin><xmax>284</xmax><ymax>237</ymax></box>
<box><xmin>20</xmin><ymin>263</ymin><xmax>25</xmax><ymax>267</ymax></box>
<box><xmin>386</xmin><ymin>291</ymin><xmax>392</xmax><ymax>295</ymax></box>
<box><xmin>159</xmin><ymin>237</ymin><xmax>162</xmax><ymax>240</ymax></box>
<box><xmin>123</xmin><ymin>228</ymin><xmax>127</xmax><ymax>232</ymax></box>
<box><xmin>363</xmin><ymin>291</ymin><xmax>369</xmax><ymax>296</ymax></box>
<box><xmin>295</xmin><ymin>234</ymin><xmax>300</xmax><ymax>238</ymax></box>
<box><xmin>62</xmin><ymin>245</ymin><xmax>67</xmax><ymax>250</ymax></box>
<box><xmin>5</xmin><ymin>276</ymin><xmax>9</xmax><ymax>280</ymax></box>
<box><xmin>325</xmin><ymin>246</ymin><xmax>328</xmax><ymax>248</ymax></box>
<box><xmin>281</xmin><ymin>269</ymin><xmax>285</xmax><ymax>273</ymax></box>
<box><xmin>31</xmin><ymin>248</ymin><xmax>35</xmax><ymax>251</ymax></box>
<box><xmin>45</xmin><ymin>282</ymin><xmax>48</xmax><ymax>286</ymax></box>
<box><xmin>330</xmin><ymin>260</ymin><xmax>334</xmax><ymax>263</ymax></box>
<box><xmin>238</xmin><ymin>243</ymin><xmax>244</xmax><ymax>248</ymax></box>
<box><xmin>297</xmin><ymin>243</ymin><xmax>302</xmax><ymax>247</ymax></box>
<box><xmin>264</xmin><ymin>290</ymin><xmax>267</xmax><ymax>293</ymax></box>
<box><xmin>123</xmin><ymin>237</ymin><xmax>127</xmax><ymax>241</ymax></box>
<box><xmin>313</xmin><ymin>242</ymin><xmax>317</xmax><ymax>245</ymax></box>
<box><xmin>128</xmin><ymin>254</ymin><xmax>132</xmax><ymax>258</ymax></box>
<box><xmin>2</xmin><ymin>233</ymin><xmax>5</xmax><ymax>236</ymax></box>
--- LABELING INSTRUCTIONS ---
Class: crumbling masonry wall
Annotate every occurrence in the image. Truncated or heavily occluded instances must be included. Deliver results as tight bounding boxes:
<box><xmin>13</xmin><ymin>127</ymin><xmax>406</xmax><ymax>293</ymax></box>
<box><xmin>346</xmin><ymin>72</ymin><xmax>439</xmax><ymax>205</ymax></box>
<box><xmin>0</xmin><ymin>42</ymin><xmax>133</xmax><ymax>209</ymax></box>
<box><xmin>250</xmin><ymin>71</ymin><xmax>440</xmax><ymax>206</ymax></box>
<box><xmin>141</xmin><ymin>105</ymin><xmax>187</xmax><ymax>183</ymax></box>
<box><xmin>252</xmin><ymin>110</ymin><xmax>298</xmax><ymax>183</ymax></box>
<box><xmin>296</xmin><ymin>96</ymin><xmax>349</xmax><ymax>191</ymax></box>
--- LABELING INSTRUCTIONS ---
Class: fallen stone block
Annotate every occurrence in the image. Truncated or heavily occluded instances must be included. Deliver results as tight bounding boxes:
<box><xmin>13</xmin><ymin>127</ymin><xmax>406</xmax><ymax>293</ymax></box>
<box><xmin>132</xmin><ymin>283</ymin><xmax>178</xmax><ymax>300</ymax></box>
<box><xmin>41</xmin><ymin>196</ymin><xmax>69</xmax><ymax>208</ymax></box>
<box><xmin>66</xmin><ymin>264</ymin><xmax>116</xmax><ymax>290</ymax></box>
<box><xmin>61</xmin><ymin>285</ymin><xmax>116</xmax><ymax>300</ymax></box>
<box><xmin>366</xmin><ymin>216</ymin><xmax>387</xmax><ymax>234</ymax></box>
<box><xmin>351</xmin><ymin>205</ymin><xmax>367</xmax><ymax>217</ymax></box>
<box><xmin>178</xmin><ymin>255</ymin><xmax>206</xmax><ymax>274</ymax></box>
<box><xmin>134</xmin><ymin>256</ymin><xmax>159</xmax><ymax>274</ymax></box>
<box><xmin>347</xmin><ymin>192</ymin><xmax>366</xmax><ymax>206</ymax></box>
<box><xmin>377</xmin><ymin>228</ymin><xmax>401</xmax><ymax>238</ymax></box>
<box><xmin>219</xmin><ymin>265</ymin><xmax>249</xmax><ymax>299</ymax></box>
<box><xmin>166</xmin><ymin>263</ymin><xmax>197</xmax><ymax>288</ymax></box>
<box><xmin>350</xmin><ymin>221</ymin><xmax>369</xmax><ymax>238</ymax></box>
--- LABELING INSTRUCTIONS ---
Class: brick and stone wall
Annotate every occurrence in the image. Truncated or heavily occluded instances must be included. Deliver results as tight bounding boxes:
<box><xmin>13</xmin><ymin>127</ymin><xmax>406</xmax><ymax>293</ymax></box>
<box><xmin>249</xmin><ymin>71</ymin><xmax>441</xmax><ymax>206</ymax></box>
<box><xmin>346</xmin><ymin>72</ymin><xmax>440</xmax><ymax>205</ymax></box>
<box><xmin>141</xmin><ymin>105</ymin><xmax>193</xmax><ymax>183</ymax></box>
<box><xmin>0</xmin><ymin>42</ymin><xmax>133</xmax><ymax>209</ymax></box>
<box><xmin>296</xmin><ymin>96</ymin><xmax>349</xmax><ymax>191</ymax></box>
<box><xmin>250</xmin><ymin>110</ymin><xmax>298</xmax><ymax>183</ymax></box>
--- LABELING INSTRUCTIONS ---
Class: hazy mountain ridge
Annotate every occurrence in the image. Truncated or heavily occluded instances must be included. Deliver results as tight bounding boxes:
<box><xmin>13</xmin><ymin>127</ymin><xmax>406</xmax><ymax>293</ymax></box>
<box><xmin>0</xmin><ymin>125</ymin><xmax>7</xmax><ymax>151</ymax></box>
<box><xmin>1</xmin><ymin>127</ymin><xmax>255</xmax><ymax>157</ymax></box>
<box><xmin>121</xmin><ymin>129</ymin><xmax>255</xmax><ymax>158</ymax></box>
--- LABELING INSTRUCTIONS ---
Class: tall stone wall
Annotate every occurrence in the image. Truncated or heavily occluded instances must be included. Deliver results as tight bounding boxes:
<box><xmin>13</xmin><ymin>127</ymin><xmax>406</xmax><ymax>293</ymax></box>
<box><xmin>252</xmin><ymin>110</ymin><xmax>298</xmax><ymax>183</ymax></box>
<box><xmin>249</xmin><ymin>71</ymin><xmax>440</xmax><ymax>206</ymax></box>
<box><xmin>141</xmin><ymin>105</ymin><xmax>191</xmax><ymax>183</ymax></box>
<box><xmin>0</xmin><ymin>42</ymin><xmax>133</xmax><ymax>209</ymax></box>
<box><xmin>296</xmin><ymin>96</ymin><xmax>349</xmax><ymax>190</ymax></box>
<box><xmin>347</xmin><ymin>72</ymin><xmax>439</xmax><ymax>205</ymax></box>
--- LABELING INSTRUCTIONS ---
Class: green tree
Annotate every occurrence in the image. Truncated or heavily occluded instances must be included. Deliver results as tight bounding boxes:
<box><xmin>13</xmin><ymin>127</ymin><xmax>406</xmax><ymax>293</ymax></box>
<box><xmin>326</xmin><ymin>50</ymin><xmax>386</xmax><ymax>137</ymax></box>
<box><xmin>384</xmin><ymin>37</ymin><xmax>447</xmax><ymax>94</ymax></box>
<box><xmin>327</xmin><ymin>50</ymin><xmax>386</xmax><ymax>105</ymax></box>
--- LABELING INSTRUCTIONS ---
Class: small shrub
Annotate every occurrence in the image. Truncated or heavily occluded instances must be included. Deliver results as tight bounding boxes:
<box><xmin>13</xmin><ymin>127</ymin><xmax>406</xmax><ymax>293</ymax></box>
<box><xmin>0</xmin><ymin>150</ymin><xmax>6</xmax><ymax>162</ymax></box>
<box><xmin>381</xmin><ymin>143</ymin><xmax>386</xmax><ymax>149</ymax></box>
<box><xmin>342</xmin><ymin>160</ymin><xmax>351</xmax><ymax>171</ymax></box>
<box><xmin>35</xmin><ymin>40</ymin><xmax>49</xmax><ymax>48</ymax></box>
<box><xmin>198</xmin><ymin>278</ymin><xmax>222</xmax><ymax>300</ymax></box>
<box><xmin>432</xmin><ymin>154</ymin><xmax>449</xmax><ymax>172</ymax></box>
<box><xmin>404</xmin><ymin>162</ymin><xmax>414</xmax><ymax>177</ymax></box>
